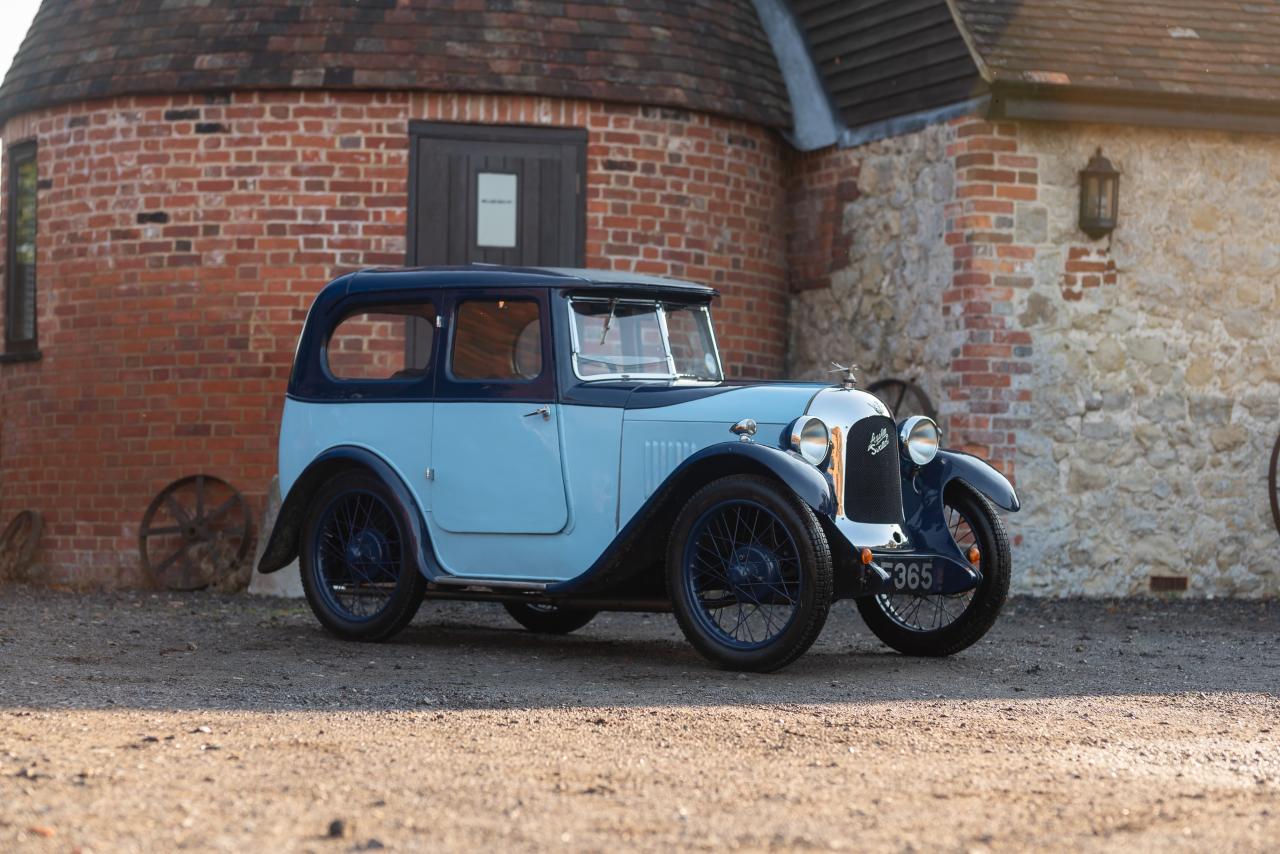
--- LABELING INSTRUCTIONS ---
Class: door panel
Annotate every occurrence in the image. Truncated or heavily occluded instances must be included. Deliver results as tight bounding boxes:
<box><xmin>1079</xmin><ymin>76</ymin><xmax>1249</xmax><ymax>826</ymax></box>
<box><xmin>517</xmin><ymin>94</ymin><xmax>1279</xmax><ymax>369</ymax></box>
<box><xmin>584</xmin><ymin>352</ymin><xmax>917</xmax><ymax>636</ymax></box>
<box><xmin>431</xmin><ymin>402</ymin><xmax>569</xmax><ymax>535</ymax></box>
<box><xmin>410</xmin><ymin>125</ymin><xmax>588</xmax><ymax>575</ymax></box>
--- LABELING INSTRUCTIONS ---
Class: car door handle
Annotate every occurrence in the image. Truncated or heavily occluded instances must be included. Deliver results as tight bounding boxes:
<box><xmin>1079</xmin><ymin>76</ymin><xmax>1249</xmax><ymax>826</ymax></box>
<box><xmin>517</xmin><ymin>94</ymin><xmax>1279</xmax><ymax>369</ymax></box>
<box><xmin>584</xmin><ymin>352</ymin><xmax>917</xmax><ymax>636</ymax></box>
<box><xmin>524</xmin><ymin>406</ymin><xmax>551</xmax><ymax>420</ymax></box>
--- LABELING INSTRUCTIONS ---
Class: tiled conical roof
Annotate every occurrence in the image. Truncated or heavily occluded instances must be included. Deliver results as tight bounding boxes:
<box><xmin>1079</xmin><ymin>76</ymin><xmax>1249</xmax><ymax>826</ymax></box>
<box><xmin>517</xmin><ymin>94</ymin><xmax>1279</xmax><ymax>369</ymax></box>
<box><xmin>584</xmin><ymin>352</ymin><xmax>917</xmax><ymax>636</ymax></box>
<box><xmin>0</xmin><ymin>0</ymin><xmax>791</xmax><ymax>127</ymax></box>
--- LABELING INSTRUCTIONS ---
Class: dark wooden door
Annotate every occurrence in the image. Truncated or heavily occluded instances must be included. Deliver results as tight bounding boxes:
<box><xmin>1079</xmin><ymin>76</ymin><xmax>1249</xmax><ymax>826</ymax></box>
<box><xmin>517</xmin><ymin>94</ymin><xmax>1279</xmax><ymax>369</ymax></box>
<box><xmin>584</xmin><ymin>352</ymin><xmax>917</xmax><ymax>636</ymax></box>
<box><xmin>408</xmin><ymin>122</ymin><xmax>587</xmax><ymax>268</ymax></box>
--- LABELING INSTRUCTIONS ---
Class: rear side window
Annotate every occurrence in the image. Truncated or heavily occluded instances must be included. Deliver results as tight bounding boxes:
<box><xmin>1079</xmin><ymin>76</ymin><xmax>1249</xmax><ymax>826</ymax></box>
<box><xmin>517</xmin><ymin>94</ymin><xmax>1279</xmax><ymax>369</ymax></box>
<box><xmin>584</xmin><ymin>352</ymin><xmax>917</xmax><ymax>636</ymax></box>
<box><xmin>451</xmin><ymin>299</ymin><xmax>542</xmax><ymax>381</ymax></box>
<box><xmin>326</xmin><ymin>303</ymin><xmax>435</xmax><ymax>381</ymax></box>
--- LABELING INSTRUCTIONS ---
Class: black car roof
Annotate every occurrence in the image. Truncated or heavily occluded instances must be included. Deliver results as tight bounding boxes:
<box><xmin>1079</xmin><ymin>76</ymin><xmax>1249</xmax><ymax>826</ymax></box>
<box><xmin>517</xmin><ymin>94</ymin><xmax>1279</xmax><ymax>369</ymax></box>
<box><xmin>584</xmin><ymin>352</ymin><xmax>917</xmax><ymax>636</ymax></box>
<box><xmin>339</xmin><ymin>265</ymin><xmax>718</xmax><ymax>298</ymax></box>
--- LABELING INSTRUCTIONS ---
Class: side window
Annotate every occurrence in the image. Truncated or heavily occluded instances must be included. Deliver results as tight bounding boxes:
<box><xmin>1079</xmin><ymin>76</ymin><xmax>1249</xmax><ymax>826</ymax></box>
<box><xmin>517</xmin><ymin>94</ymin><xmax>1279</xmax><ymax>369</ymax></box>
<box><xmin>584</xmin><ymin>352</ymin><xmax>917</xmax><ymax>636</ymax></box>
<box><xmin>451</xmin><ymin>299</ymin><xmax>542</xmax><ymax>381</ymax></box>
<box><xmin>326</xmin><ymin>303</ymin><xmax>435</xmax><ymax>381</ymax></box>
<box><xmin>4</xmin><ymin>141</ymin><xmax>38</xmax><ymax>355</ymax></box>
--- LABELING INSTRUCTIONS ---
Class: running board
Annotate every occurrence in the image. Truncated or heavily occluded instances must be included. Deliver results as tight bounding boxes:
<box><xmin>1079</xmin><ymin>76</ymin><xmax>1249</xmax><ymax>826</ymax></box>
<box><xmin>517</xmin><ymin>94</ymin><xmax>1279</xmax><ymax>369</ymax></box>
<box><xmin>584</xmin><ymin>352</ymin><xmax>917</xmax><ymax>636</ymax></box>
<box><xmin>428</xmin><ymin>575</ymin><xmax>551</xmax><ymax>592</ymax></box>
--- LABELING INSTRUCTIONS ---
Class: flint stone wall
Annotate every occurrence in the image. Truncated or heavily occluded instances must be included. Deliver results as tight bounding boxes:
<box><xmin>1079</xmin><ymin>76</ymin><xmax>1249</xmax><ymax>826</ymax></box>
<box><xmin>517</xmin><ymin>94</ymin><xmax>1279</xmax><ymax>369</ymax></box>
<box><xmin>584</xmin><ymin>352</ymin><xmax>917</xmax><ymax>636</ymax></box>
<box><xmin>790</xmin><ymin>119</ymin><xmax>1280</xmax><ymax>597</ymax></box>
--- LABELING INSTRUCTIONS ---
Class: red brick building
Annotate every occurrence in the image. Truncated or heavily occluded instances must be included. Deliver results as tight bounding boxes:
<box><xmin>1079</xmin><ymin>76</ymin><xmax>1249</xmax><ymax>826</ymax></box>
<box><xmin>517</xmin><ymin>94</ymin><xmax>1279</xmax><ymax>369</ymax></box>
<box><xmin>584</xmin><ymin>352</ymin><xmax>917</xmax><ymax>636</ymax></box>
<box><xmin>3</xmin><ymin>0</ymin><xmax>1279</xmax><ymax>595</ymax></box>
<box><xmin>0</xmin><ymin>0</ymin><xmax>798</xmax><ymax>585</ymax></box>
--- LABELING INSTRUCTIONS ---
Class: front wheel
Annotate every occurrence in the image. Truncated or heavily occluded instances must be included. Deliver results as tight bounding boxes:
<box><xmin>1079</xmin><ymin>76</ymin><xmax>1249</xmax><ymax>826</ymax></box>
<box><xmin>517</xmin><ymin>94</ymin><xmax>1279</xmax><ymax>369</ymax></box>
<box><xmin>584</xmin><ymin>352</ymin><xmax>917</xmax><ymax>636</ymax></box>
<box><xmin>503</xmin><ymin>602</ymin><xmax>598</xmax><ymax>635</ymax></box>
<box><xmin>856</xmin><ymin>481</ymin><xmax>1010</xmax><ymax>656</ymax></box>
<box><xmin>299</xmin><ymin>470</ymin><xmax>427</xmax><ymax>642</ymax></box>
<box><xmin>667</xmin><ymin>474</ymin><xmax>833</xmax><ymax>672</ymax></box>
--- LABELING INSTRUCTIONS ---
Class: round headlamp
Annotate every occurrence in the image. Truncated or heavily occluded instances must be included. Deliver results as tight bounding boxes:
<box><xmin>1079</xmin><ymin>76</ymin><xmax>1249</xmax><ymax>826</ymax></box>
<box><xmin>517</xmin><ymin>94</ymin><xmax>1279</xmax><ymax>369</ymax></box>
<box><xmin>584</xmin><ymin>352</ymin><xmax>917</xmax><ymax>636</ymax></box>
<box><xmin>899</xmin><ymin>416</ymin><xmax>940</xmax><ymax>466</ymax></box>
<box><xmin>789</xmin><ymin>416</ymin><xmax>831</xmax><ymax>466</ymax></box>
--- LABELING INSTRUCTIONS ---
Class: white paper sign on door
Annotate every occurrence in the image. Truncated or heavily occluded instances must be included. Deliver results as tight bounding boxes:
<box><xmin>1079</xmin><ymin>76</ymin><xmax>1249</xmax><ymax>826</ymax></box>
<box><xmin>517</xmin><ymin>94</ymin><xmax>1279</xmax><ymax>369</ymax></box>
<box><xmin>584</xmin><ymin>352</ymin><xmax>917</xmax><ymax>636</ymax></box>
<box><xmin>476</xmin><ymin>172</ymin><xmax>518</xmax><ymax>248</ymax></box>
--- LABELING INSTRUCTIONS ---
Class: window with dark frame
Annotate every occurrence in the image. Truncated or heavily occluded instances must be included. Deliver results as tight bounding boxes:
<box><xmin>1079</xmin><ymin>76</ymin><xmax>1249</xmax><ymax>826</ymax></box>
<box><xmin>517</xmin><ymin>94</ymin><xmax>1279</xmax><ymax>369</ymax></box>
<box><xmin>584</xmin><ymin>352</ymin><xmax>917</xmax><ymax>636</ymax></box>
<box><xmin>450</xmin><ymin>299</ymin><xmax>543</xmax><ymax>382</ymax></box>
<box><xmin>4</xmin><ymin>142</ymin><xmax>38</xmax><ymax>356</ymax></box>
<box><xmin>326</xmin><ymin>303</ymin><xmax>436</xmax><ymax>381</ymax></box>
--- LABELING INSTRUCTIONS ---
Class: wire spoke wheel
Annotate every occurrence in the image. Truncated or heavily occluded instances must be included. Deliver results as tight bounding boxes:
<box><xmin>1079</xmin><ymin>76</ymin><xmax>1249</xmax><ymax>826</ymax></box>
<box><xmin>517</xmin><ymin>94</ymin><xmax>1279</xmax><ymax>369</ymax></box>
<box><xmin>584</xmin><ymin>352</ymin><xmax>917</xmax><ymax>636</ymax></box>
<box><xmin>1269</xmin><ymin>432</ymin><xmax>1280</xmax><ymax>537</ymax></box>
<box><xmin>867</xmin><ymin>378</ymin><xmax>937</xmax><ymax>421</ymax></box>
<box><xmin>313</xmin><ymin>489</ymin><xmax>403</xmax><ymax>622</ymax></box>
<box><xmin>139</xmin><ymin>475</ymin><xmax>250</xmax><ymax>590</ymax></box>
<box><xmin>876</xmin><ymin>502</ymin><xmax>979</xmax><ymax>633</ymax></box>
<box><xmin>683</xmin><ymin>500</ymin><xmax>803</xmax><ymax>651</ymax></box>
<box><xmin>0</xmin><ymin>510</ymin><xmax>43</xmax><ymax>580</ymax></box>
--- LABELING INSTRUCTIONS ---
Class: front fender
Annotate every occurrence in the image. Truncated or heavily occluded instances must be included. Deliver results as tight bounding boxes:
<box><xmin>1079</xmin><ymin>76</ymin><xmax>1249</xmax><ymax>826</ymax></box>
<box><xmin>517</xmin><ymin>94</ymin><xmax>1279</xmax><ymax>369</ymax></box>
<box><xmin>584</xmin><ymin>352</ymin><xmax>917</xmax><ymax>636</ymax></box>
<box><xmin>920</xmin><ymin>450</ymin><xmax>1020</xmax><ymax>512</ymax></box>
<box><xmin>894</xmin><ymin>449</ymin><xmax>1019</xmax><ymax>591</ymax></box>
<box><xmin>545</xmin><ymin>440</ymin><xmax>834</xmax><ymax>596</ymax></box>
<box><xmin>680</xmin><ymin>441</ymin><xmax>837</xmax><ymax>517</ymax></box>
<box><xmin>257</xmin><ymin>445</ymin><xmax>433</xmax><ymax>576</ymax></box>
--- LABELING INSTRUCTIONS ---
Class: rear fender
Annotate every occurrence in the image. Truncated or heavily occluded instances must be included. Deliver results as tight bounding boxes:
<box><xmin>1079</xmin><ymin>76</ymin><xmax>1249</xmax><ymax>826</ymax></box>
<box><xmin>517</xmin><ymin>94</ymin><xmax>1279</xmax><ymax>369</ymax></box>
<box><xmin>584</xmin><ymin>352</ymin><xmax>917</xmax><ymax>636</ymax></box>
<box><xmin>256</xmin><ymin>446</ymin><xmax>435</xmax><ymax>578</ymax></box>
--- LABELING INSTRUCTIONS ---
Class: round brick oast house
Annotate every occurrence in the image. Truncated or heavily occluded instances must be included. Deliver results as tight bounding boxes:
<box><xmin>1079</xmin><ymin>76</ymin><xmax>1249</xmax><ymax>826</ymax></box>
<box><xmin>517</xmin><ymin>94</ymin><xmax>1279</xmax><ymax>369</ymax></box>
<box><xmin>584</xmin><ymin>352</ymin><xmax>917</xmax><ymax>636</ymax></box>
<box><xmin>0</xmin><ymin>0</ymin><xmax>794</xmax><ymax>585</ymax></box>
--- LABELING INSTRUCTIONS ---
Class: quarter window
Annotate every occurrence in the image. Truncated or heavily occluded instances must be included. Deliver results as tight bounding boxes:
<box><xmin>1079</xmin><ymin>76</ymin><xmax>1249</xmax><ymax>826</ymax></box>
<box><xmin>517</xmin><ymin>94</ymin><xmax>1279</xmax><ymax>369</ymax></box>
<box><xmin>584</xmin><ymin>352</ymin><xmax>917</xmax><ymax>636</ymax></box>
<box><xmin>451</xmin><ymin>299</ymin><xmax>542</xmax><ymax>381</ymax></box>
<box><xmin>326</xmin><ymin>303</ymin><xmax>435</xmax><ymax>381</ymax></box>
<box><xmin>665</xmin><ymin>304</ymin><xmax>723</xmax><ymax>381</ymax></box>
<box><xmin>5</xmin><ymin>142</ymin><xmax>38</xmax><ymax>355</ymax></box>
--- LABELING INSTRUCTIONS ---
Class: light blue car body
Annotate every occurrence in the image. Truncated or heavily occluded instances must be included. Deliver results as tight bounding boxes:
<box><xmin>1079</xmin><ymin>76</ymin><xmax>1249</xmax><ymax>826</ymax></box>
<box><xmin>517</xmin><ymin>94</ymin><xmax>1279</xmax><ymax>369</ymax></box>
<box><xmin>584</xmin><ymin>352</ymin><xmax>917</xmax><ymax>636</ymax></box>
<box><xmin>278</xmin><ymin>385</ymin><xmax>819</xmax><ymax>582</ymax></box>
<box><xmin>259</xmin><ymin>265</ymin><xmax>1020</xmax><ymax>601</ymax></box>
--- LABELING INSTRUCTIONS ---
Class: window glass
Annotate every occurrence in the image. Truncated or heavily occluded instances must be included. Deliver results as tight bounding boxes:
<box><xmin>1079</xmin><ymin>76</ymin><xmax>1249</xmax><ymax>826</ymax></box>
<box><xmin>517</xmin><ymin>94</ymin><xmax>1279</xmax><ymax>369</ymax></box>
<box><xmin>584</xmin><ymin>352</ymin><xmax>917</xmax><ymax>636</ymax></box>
<box><xmin>451</xmin><ymin>299</ymin><xmax>543</xmax><ymax>381</ymax></box>
<box><xmin>571</xmin><ymin>300</ymin><xmax>668</xmax><ymax>378</ymax></box>
<box><xmin>665</xmin><ymin>304</ymin><xmax>723</xmax><ymax>381</ymax></box>
<box><xmin>326</xmin><ymin>303</ymin><xmax>434</xmax><ymax>381</ymax></box>
<box><xmin>5</xmin><ymin>143</ymin><xmax>38</xmax><ymax>352</ymax></box>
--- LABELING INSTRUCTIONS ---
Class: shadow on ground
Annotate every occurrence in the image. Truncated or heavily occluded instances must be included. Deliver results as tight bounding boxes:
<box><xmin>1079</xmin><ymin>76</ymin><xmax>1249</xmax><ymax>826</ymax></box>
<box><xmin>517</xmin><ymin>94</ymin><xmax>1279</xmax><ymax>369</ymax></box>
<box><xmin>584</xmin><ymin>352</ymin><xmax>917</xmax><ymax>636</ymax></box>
<box><xmin>0</xmin><ymin>584</ymin><xmax>1275</xmax><ymax>712</ymax></box>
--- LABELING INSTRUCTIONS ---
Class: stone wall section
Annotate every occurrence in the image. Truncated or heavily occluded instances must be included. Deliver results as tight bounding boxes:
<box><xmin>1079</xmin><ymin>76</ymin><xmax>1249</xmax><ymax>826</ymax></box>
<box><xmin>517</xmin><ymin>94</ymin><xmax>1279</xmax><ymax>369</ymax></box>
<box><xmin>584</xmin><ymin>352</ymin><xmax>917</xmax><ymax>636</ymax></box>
<box><xmin>788</xmin><ymin>124</ymin><xmax>956</xmax><ymax>422</ymax></box>
<box><xmin>1010</xmin><ymin>122</ymin><xmax>1280</xmax><ymax>596</ymax></box>
<box><xmin>791</xmin><ymin>114</ymin><xmax>1280</xmax><ymax>597</ymax></box>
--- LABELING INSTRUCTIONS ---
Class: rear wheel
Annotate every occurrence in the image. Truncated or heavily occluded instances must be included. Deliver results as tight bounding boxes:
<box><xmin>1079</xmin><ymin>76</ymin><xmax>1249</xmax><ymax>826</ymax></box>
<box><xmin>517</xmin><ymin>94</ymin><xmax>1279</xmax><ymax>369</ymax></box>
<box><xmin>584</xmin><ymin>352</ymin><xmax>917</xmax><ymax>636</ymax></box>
<box><xmin>856</xmin><ymin>481</ymin><xmax>1009</xmax><ymax>656</ymax></box>
<box><xmin>503</xmin><ymin>602</ymin><xmax>598</xmax><ymax>635</ymax></box>
<box><xmin>300</xmin><ymin>470</ymin><xmax>426</xmax><ymax>642</ymax></box>
<box><xmin>667</xmin><ymin>474</ymin><xmax>833</xmax><ymax>672</ymax></box>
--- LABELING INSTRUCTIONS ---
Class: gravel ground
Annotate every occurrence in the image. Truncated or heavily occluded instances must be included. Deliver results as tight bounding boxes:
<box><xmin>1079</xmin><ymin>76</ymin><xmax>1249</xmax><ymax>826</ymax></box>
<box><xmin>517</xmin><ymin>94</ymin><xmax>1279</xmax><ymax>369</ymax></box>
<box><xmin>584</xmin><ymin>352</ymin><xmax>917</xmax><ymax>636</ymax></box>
<box><xmin>0</xmin><ymin>585</ymin><xmax>1276</xmax><ymax>853</ymax></box>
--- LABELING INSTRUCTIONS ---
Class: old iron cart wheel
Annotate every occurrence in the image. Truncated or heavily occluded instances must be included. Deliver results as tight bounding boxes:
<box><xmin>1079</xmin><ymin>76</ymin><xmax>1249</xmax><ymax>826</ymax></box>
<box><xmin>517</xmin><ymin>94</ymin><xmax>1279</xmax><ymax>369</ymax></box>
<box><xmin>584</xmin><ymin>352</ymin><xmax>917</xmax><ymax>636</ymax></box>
<box><xmin>856</xmin><ymin>481</ymin><xmax>1010</xmax><ymax>656</ymax></box>
<box><xmin>0</xmin><ymin>510</ymin><xmax>44</xmax><ymax>579</ymax></box>
<box><xmin>867</xmin><ymin>378</ymin><xmax>937</xmax><ymax>421</ymax></box>
<box><xmin>298</xmin><ymin>470</ymin><xmax>426</xmax><ymax>642</ymax></box>
<box><xmin>503</xmin><ymin>602</ymin><xmax>598</xmax><ymax>635</ymax></box>
<box><xmin>139</xmin><ymin>475</ymin><xmax>251</xmax><ymax>590</ymax></box>
<box><xmin>1270</xmin><ymin>432</ymin><xmax>1280</xmax><ymax>536</ymax></box>
<box><xmin>667</xmin><ymin>474</ymin><xmax>833</xmax><ymax>672</ymax></box>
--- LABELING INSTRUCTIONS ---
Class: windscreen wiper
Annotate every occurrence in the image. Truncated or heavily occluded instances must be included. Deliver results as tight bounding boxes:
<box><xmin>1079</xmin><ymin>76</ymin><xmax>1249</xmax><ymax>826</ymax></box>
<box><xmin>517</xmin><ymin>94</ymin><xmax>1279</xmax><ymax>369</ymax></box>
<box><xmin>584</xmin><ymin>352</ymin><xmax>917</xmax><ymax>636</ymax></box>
<box><xmin>599</xmin><ymin>298</ymin><xmax>617</xmax><ymax>345</ymax></box>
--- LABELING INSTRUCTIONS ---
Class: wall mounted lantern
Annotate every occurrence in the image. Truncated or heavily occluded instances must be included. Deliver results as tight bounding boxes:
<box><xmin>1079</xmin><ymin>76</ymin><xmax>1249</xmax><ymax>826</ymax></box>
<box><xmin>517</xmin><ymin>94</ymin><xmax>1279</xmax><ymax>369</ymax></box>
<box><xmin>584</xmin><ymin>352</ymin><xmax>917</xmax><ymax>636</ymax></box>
<box><xmin>1079</xmin><ymin>148</ymin><xmax>1120</xmax><ymax>239</ymax></box>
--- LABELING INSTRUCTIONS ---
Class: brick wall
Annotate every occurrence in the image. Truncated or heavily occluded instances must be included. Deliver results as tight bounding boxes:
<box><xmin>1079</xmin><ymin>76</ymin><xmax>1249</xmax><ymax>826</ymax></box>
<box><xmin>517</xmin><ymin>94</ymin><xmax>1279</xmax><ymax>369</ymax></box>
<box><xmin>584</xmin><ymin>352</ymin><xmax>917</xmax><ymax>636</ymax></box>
<box><xmin>0</xmin><ymin>90</ymin><xmax>788</xmax><ymax>586</ymax></box>
<box><xmin>786</xmin><ymin>148</ymin><xmax>861</xmax><ymax>292</ymax></box>
<box><xmin>940</xmin><ymin>118</ymin><xmax>1037</xmax><ymax>479</ymax></box>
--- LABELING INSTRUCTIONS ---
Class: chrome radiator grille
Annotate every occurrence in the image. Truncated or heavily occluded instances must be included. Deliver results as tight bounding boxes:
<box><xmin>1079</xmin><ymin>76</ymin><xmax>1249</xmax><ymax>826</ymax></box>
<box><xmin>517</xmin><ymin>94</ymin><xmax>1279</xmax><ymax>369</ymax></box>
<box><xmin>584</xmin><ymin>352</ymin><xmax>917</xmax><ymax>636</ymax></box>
<box><xmin>842</xmin><ymin>415</ymin><xmax>905</xmax><ymax>524</ymax></box>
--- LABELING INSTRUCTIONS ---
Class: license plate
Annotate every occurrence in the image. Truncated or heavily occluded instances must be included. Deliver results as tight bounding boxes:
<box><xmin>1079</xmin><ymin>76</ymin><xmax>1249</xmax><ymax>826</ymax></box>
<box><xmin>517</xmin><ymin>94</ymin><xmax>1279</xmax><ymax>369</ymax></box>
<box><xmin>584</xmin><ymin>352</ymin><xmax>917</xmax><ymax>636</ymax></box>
<box><xmin>881</xmin><ymin>558</ymin><xmax>936</xmax><ymax>593</ymax></box>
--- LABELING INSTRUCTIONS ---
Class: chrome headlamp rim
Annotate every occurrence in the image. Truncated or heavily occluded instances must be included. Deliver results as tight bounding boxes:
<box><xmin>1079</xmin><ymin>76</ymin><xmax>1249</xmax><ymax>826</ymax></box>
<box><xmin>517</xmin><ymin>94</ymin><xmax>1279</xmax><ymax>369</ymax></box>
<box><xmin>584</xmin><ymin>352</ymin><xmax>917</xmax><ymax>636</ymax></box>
<box><xmin>899</xmin><ymin>415</ymin><xmax>940</xmax><ymax>466</ymax></box>
<box><xmin>788</xmin><ymin>416</ymin><xmax>831</xmax><ymax>467</ymax></box>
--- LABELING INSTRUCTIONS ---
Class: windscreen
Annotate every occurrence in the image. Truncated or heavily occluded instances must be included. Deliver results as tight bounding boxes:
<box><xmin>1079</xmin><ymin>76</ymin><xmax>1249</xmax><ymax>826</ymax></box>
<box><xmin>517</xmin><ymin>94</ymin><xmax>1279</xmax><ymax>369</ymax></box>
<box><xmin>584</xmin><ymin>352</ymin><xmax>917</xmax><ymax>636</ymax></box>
<box><xmin>571</xmin><ymin>300</ymin><xmax>669</xmax><ymax>378</ymax></box>
<box><xmin>570</xmin><ymin>298</ymin><xmax>722</xmax><ymax>382</ymax></box>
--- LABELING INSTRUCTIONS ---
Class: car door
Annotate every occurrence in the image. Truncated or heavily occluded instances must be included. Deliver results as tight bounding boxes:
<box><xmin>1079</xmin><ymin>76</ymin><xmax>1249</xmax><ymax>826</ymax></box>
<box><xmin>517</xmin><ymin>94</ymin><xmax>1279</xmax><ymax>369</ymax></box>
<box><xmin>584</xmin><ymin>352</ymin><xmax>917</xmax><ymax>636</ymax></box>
<box><xmin>298</xmin><ymin>296</ymin><xmax>438</xmax><ymax>518</ymax></box>
<box><xmin>429</xmin><ymin>288</ymin><xmax>568</xmax><ymax>539</ymax></box>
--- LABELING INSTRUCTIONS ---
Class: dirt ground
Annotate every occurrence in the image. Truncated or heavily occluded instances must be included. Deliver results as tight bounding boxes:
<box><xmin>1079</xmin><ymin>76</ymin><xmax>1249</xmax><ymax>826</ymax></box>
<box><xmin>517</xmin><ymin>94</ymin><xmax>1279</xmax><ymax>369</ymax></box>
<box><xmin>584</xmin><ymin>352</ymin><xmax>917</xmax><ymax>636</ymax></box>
<box><xmin>0</xmin><ymin>586</ymin><xmax>1276</xmax><ymax>853</ymax></box>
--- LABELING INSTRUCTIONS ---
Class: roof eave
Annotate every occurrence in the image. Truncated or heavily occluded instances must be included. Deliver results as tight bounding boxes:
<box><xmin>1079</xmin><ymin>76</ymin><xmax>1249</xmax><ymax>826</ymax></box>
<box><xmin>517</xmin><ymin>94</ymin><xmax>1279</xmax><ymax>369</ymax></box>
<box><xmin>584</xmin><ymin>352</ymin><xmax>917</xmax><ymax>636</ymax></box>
<box><xmin>989</xmin><ymin>81</ymin><xmax>1280</xmax><ymax>137</ymax></box>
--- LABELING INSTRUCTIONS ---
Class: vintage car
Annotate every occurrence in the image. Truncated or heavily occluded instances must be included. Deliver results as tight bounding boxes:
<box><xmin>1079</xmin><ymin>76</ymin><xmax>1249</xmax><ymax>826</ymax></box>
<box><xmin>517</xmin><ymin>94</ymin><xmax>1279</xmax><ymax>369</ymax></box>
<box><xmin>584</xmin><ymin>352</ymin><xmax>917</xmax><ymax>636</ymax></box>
<box><xmin>258</xmin><ymin>266</ymin><xmax>1021</xmax><ymax>672</ymax></box>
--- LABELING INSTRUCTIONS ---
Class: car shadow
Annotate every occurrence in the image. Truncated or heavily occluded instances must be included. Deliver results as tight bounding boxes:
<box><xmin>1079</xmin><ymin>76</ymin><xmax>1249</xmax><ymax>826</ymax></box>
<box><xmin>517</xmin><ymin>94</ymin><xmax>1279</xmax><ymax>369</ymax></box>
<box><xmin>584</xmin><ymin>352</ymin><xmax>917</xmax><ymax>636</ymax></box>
<box><xmin>1</xmin><ymin>588</ymin><xmax>1275</xmax><ymax>713</ymax></box>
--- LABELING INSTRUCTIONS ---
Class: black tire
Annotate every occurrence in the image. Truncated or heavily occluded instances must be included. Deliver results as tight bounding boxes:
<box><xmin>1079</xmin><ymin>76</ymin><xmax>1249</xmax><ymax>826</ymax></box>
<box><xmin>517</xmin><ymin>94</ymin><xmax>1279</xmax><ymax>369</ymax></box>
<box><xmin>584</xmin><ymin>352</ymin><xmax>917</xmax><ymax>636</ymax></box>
<box><xmin>856</xmin><ymin>481</ymin><xmax>1010</xmax><ymax>656</ymax></box>
<box><xmin>299</xmin><ymin>470</ymin><xmax>427</xmax><ymax>642</ymax></box>
<box><xmin>503</xmin><ymin>603</ymin><xmax>598</xmax><ymax>635</ymax></box>
<box><xmin>666</xmin><ymin>474</ymin><xmax>833</xmax><ymax>672</ymax></box>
